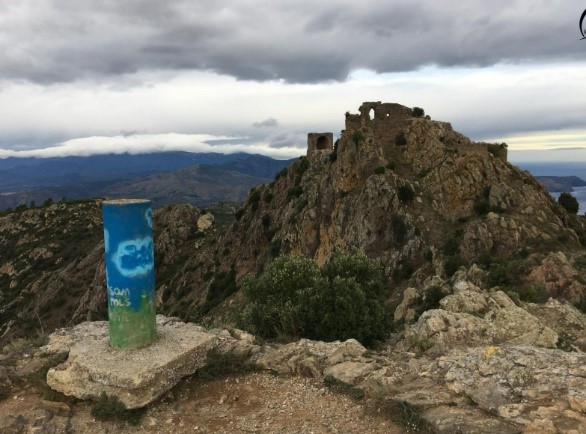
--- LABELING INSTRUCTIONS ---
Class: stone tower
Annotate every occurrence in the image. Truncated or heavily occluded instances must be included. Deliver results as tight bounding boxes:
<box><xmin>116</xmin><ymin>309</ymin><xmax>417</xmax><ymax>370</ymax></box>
<box><xmin>307</xmin><ymin>133</ymin><xmax>333</xmax><ymax>157</ymax></box>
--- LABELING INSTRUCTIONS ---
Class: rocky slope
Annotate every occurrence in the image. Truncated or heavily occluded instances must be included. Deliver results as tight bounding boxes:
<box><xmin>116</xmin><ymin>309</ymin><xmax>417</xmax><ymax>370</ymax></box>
<box><xmin>1</xmin><ymin>102</ymin><xmax>586</xmax><ymax>433</ymax></box>
<box><xmin>2</xmin><ymin>102</ymin><xmax>585</xmax><ymax>343</ymax></box>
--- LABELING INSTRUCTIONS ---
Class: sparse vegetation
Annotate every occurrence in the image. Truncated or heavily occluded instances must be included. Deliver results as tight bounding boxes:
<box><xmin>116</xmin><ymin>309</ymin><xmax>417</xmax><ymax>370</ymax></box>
<box><xmin>261</xmin><ymin>213</ymin><xmax>271</xmax><ymax>228</ymax></box>
<box><xmin>444</xmin><ymin>256</ymin><xmax>465</xmax><ymax>277</ymax></box>
<box><xmin>248</xmin><ymin>189</ymin><xmax>262</xmax><ymax>212</ymax></box>
<box><xmin>263</xmin><ymin>192</ymin><xmax>273</xmax><ymax>203</ymax></box>
<box><xmin>374</xmin><ymin>166</ymin><xmax>386</xmax><ymax>175</ymax></box>
<box><xmin>287</xmin><ymin>186</ymin><xmax>303</xmax><ymax>199</ymax></box>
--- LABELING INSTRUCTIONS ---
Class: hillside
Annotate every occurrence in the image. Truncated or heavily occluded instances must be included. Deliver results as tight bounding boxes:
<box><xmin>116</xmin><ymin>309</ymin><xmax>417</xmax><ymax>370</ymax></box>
<box><xmin>0</xmin><ymin>152</ymin><xmax>293</xmax><ymax>210</ymax></box>
<box><xmin>2</xmin><ymin>102</ymin><xmax>586</xmax><ymax>343</ymax></box>
<box><xmin>1</xmin><ymin>102</ymin><xmax>586</xmax><ymax>432</ymax></box>
<box><xmin>536</xmin><ymin>175</ymin><xmax>586</xmax><ymax>192</ymax></box>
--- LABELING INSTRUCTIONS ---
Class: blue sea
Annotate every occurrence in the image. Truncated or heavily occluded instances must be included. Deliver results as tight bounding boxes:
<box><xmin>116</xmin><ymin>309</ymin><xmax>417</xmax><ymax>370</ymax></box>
<box><xmin>550</xmin><ymin>186</ymin><xmax>586</xmax><ymax>215</ymax></box>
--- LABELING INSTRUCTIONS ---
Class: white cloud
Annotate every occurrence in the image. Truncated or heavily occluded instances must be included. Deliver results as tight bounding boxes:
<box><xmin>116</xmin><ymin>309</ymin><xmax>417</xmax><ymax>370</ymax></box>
<box><xmin>0</xmin><ymin>133</ymin><xmax>303</xmax><ymax>160</ymax></box>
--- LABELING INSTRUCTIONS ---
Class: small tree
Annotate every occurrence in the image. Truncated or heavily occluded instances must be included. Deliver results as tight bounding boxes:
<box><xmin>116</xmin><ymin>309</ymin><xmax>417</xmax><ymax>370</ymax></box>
<box><xmin>558</xmin><ymin>192</ymin><xmax>579</xmax><ymax>214</ymax></box>
<box><xmin>412</xmin><ymin>107</ymin><xmax>425</xmax><ymax>118</ymax></box>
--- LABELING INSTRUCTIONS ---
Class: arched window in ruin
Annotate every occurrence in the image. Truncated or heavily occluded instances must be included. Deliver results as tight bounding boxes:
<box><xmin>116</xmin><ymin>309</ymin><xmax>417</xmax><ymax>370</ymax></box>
<box><xmin>316</xmin><ymin>135</ymin><xmax>329</xmax><ymax>150</ymax></box>
<box><xmin>368</xmin><ymin>108</ymin><xmax>374</xmax><ymax>120</ymax></box>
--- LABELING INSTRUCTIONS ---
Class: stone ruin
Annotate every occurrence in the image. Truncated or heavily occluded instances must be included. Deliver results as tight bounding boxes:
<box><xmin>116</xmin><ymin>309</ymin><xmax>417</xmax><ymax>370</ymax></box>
<box><xmin>307</xmin><ymin>101</ymin><xmax>508</xmax><ymax>162</ymax></box>
<box><xmin>306</xmin><ymin>132</ymin><xmax>333</xmax><ymax>157</ymax></box>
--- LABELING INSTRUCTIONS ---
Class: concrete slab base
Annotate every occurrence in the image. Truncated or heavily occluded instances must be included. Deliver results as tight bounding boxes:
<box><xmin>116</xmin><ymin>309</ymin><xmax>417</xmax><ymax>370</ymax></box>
<box><xmin>46</xmin><ymin>316</ymin><xmax>217</xmax><ymax>409</ymax></box>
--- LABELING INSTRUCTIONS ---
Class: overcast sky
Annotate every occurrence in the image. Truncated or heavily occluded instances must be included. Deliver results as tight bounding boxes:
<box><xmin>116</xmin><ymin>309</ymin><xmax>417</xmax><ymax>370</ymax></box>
<box><xmin>0</xmin><ymin>1</ymin><xmax>585</xmax><ymax>162</ymax></box>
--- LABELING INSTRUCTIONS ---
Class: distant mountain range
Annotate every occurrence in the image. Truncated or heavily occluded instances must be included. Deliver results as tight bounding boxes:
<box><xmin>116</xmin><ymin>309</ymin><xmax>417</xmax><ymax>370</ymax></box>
<box><xmin>0</xmin><ymin>152</ymin><xmax>295</xmax><ymax>210</ymax></box>
<box><xmin>515</xmin><ymin>162</ymin><xmax>586</xmax><ymax>181</ymax></box>
<box><xmin>535</xmin><ymin>176</ymin><xmax>586</xmax><ymax>192</ymax></box>
<box><xmin>1</xmin><ymin>152</ymin><xmax>585</xmax><ymax>211</ymax></box>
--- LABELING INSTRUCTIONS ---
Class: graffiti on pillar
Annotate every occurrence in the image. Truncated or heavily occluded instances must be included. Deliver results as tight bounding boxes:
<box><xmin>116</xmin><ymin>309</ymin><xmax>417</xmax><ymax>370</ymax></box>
<box><xmin>108</xmin><ymin>287</ymin><xmax>131</xmax><ymax>307</ymax></box>
<box><xmin>112</xmin><ymin>237</ymin><xmax>154</xmax><ymax>278</ymax></box>
<box><xmin>102</xmin><ymin>199</ymin><xmax>157</xmax><ymax>348</ymax></box>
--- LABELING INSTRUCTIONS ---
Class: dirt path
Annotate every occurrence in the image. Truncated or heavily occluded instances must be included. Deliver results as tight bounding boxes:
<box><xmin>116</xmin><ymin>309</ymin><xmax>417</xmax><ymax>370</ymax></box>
<box><xmin>0</xmin><ymin>372</ymin><xmax>405</xmax><ymax>434</ymax></box>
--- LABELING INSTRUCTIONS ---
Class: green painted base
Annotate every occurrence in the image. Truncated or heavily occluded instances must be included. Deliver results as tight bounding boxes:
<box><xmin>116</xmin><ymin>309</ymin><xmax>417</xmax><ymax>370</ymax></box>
<box><xmin>108</xmin><ymin>296</ymin><xmax>156</xmax><ymax>349</ymax></box>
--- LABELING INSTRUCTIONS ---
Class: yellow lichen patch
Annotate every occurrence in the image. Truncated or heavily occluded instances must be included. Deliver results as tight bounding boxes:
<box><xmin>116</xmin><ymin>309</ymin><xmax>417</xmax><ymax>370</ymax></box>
<box><xmin>483</xmin><ymin>346</ymin><xmax>501</xmax><ymax>360</ymax></box>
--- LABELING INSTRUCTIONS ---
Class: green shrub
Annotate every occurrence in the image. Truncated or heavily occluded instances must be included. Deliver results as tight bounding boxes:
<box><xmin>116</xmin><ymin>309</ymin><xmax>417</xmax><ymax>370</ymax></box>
<box><xmin>442</xmin><ymin>237</ymin><xmax>460</xmax><ymax>256</ymax></box>
<box><xmin>234</xmin><ymin>208</ymin><xmax>245</xmax><ymax>221</ymax></box>
<box><xmin>241</xmin><ymin>251</ymin><xmax>391</xmax><ymax>346</ymax></box>
<box><xmin>486</xmin><ymin>263</ymin><xmax>511</xmax><ymax>287</ymax></box>
<box><xmin>261</xmin><ymin>213</ymin><xmax>271</xmax><ymax>228</ymax></box>
<box><xmin>412</xmin><ymin>107</ymin><xmax>425</xmax><ymax>118</ymax></box>
<box><xmin>444</xmin><ymin>256</ymin><xmax>465</xmax><ymax>277</ymax></box>
<box><xmin>397</xmin><ymin>185</ymin><xmax>415</xmax><ymax>204</ymax></box>
<box><xmin>374</xmin><ymin>166</ymin><xmax>386</xmax><ymax>175</ymax></box>
<box><xmin>386</xmin><ymin>161</ymin><xmax>396</xmax><ymax>170</ymax></box>
<box><xmin>558</xmin><ymin>192</ymin><xmax>579</xmax><ymax>214</ymax></box>
<box><xmin>474</xmin><ymin>199</ymin><xmax>490</xmax><ymax>215</ymax></box>
<box><xmin>295</xmin><ymin>156</ymin><xmax>310</xmax><ymax>176</ymax></box>
<box><xmin>287</xmin><ymin>186</ymin><xmax>303</xmax><ymax>199</ymax></box>
<box><xmin>263</xmin><ymin>192</ymin><xmax>273</xmax><ymax>203</ymax></box>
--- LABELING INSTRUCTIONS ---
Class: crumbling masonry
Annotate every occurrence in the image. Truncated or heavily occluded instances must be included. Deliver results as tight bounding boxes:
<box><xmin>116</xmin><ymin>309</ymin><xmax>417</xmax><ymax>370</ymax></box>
<box><xmin>307</xmin><ymin>101</ymin><xmax>507</xmax><ymax>162</ymax></box>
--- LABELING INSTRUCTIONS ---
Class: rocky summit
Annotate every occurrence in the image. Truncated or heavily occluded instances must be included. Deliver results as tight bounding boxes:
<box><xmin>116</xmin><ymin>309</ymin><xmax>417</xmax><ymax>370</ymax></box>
<box><xmin>1</xmin><ymin>102</ymin><xmax>585</xmax><ymax>433</ymax></box>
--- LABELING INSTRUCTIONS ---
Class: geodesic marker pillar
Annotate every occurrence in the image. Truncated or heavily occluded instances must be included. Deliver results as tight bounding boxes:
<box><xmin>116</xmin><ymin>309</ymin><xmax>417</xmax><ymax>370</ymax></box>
<box><xmin>102</xmin><ymin>199</ymin><xmax>156</xmax><ymax>349</ymax></box>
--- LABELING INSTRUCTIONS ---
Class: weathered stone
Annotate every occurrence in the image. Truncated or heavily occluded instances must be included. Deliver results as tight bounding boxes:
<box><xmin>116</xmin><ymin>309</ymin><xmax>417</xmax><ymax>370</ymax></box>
<box><xmin>440</xmin><ymin>290</ymin><xmax>487</xmax><ymax>314</ymax></box>
<box><xmin>567</xmin><ymin>390</ymin><xmax>586</xmax><ymax>414</ymax></box>
<box><xmin>325</xmin><ymin>339</ymin><xmax>366</xmax><ymax>365</ymax></box>
<box><xmin>324</xmin><ymin>361</ymin><xmax>377</xmax><ymax>385</ymax></box>
<box><xmin>197</xmin><ymin>213</ymin><xmax>214</xmax><ymax>231</ymax></box>
<box><xmin>422</xmin><ymin>405</ymin><xmax>522</xmax><ymax>434</ymax></box>
<box><xmin>46</xmin><ymin>316</ymin><xmax>217</xmax><ymax>409</ymax></box>
<box><xmin>394</xmin><ymin>287</ymin><xmax>419</xmax><ymax>322</ymax></box>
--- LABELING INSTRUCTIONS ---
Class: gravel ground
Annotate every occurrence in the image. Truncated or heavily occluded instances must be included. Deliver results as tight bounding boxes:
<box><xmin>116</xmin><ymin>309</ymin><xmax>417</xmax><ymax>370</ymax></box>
<box><xmin>0</xmin><ymin>372</ymin><xmax>405</xmax><ymax>434</ymax></box>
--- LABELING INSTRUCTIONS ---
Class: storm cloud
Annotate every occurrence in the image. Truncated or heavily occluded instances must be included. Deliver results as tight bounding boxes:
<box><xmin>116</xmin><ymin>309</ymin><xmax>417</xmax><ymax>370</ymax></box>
<box><xmin>0</xmin><ymin>1</ymin><xmax>583</xmax><ymax>84</ymax></box>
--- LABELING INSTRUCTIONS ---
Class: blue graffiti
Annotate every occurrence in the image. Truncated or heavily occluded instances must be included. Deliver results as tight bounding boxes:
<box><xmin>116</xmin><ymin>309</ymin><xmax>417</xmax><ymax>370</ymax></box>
<box><xmin>112</xmin><ymin>237</ymin><xmax>154</xmax><ymax>278</ymax></box>
<box><xmin>104</xmin><ymin>229</ymin><xmax>110</xmax><ymax>254</ymax></box>
<box><xmin>145</xmin><ymin>208</ymin><xmax>153</xmax><ymax>228</ymax></box>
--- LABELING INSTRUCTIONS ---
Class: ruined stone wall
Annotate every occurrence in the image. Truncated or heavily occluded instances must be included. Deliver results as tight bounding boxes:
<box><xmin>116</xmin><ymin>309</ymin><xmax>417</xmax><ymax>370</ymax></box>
<box><xmin>343</xmin><ymin>102</ymin><xmax>413</xmax><ymax>147</ymax></box>
<box><xmin>307</xmin><ymin>133</ymin><xmax>334</xmax><ymax>157</ymax></box>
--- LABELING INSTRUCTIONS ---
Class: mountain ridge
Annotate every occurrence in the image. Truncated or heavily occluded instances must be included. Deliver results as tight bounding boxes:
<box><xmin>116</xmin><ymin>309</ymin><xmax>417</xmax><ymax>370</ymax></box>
<box><xmin>0</xmin><ymin>152</ymin><xmax>294</xmax><ymax>210</ymax></box>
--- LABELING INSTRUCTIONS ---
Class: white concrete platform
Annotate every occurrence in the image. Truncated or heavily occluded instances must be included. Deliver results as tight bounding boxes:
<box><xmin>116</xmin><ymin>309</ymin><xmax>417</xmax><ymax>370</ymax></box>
<box><xmin>46</xmin><ymin>316</ymin><xmax>217</xmax><ymax>409</ymax></box>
